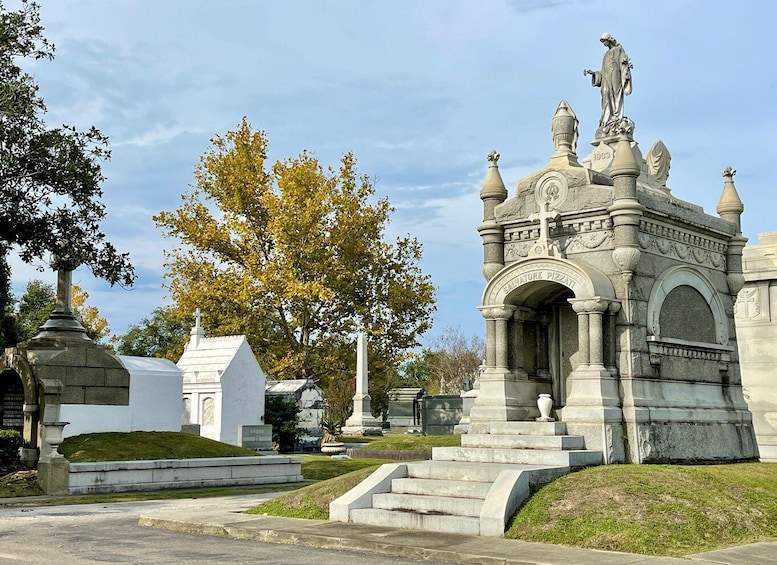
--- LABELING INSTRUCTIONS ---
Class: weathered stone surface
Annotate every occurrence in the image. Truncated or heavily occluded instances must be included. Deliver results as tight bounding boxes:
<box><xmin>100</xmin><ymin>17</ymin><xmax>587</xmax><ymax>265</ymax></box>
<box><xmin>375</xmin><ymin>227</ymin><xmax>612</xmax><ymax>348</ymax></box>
<box><xmin>737</xmin><ymin>232</ymin><xmax>777</xmax><ymax>461</ymax></box>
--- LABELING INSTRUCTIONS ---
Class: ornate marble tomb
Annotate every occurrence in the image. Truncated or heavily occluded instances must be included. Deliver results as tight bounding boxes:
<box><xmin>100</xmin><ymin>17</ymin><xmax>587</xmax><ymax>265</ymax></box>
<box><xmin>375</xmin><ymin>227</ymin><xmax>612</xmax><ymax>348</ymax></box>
<box><xmin>471</xmin><ymin>39</ymin><xmax>758</xmax><ymax>463</ymax></box>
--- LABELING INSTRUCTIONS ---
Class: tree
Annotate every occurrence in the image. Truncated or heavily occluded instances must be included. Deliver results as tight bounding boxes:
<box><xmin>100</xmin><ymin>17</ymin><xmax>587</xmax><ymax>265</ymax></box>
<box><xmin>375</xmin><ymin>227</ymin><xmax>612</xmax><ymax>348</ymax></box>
<box><xmin>399</xmin><ymin>328</ymin><xmax>484</xmax><ymax>395</ymax></box>
<box><xmin>0</xmin><ymin>1</ymin><xmax>134</xmax><ymax>345</ymax></box>
<box><xmin>14</xmin><ymin>278</ymin><xmax>52</xmax><ymax>342</ymax></box>
<box><xmin>427</xmin><ymin>328</ymin><xmax>484</xmax><ymax>394</ymax></box>
<box><xmin>114</xmin><ymin>306</ymin><xmax>190</xmax><ymax>361</ymax></box>
<box><xmin>71</xmin><ymin>285</ymin><xmax>110</xmax><ymax>343</ymax></box>
<box><xmin>154</xmin><ymin>118</ymin><xmax>435</xmax><ymax>421</ymax></box>
<box><xmin>12</xmin><ymin>279</ymin><xmax>112</xmax><ymax>344</ymax></box>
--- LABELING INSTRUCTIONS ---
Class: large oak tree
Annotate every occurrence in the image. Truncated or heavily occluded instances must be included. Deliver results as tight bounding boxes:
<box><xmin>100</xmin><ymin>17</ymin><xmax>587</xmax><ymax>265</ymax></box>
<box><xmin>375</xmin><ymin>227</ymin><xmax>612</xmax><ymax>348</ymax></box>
<box><xmin>0</xmin><ymin>1</ymin><xmax>134</xmax><ymax>345</ymax></box>
<box><xmin>155</xmin><ymin>118</ymin><xmax>435</xmax><ymax>422</ymax></box>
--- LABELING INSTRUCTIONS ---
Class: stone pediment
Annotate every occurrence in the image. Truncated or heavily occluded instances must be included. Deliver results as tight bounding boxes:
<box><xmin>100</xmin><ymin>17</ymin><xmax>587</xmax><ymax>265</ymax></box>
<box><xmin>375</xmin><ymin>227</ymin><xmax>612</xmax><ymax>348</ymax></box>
<box><xmin>495</xmin><ymin>164</ymin><xmax>614</xmax><ymax>224</ymax></box>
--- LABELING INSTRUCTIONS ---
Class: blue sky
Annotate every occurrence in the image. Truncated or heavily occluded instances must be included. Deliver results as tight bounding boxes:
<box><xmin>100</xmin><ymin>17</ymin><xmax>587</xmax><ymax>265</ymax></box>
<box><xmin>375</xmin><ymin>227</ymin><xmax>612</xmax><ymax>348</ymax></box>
<box><xmin>9</xmin><ymin>0</ymin><xmax>776</xmax><ymax>346</ymax></box>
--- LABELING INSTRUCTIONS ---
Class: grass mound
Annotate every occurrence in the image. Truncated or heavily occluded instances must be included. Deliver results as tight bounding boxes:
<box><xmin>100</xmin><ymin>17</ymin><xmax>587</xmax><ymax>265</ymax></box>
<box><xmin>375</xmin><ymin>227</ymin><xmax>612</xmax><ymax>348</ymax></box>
<box><xmin>506</xmin><ymin>463</ymin><xmax>777</xmax><ymax>556</ymax></box>
<box><xmin>60</xmin><ymin>431</ymin><xmax>261</xmax><ymax>462</ymax></box>
<box><xmin>248</xmin><ymin>463</ymin><xmax>384</xmax><ymax>520</ymax></box>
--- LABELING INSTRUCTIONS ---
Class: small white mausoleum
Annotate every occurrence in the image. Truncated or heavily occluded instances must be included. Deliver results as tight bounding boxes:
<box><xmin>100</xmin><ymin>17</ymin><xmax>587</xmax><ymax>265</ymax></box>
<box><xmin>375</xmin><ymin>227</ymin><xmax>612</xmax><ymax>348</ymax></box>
<box><xmin>60</xmin><ymin>356</ymin><xmax>184</xmax><ymax>438</ymax></box>
<box><xmin>177</xmin><ymin>314</ymin><xmax>266</xmax><ymax>446</ymax></box>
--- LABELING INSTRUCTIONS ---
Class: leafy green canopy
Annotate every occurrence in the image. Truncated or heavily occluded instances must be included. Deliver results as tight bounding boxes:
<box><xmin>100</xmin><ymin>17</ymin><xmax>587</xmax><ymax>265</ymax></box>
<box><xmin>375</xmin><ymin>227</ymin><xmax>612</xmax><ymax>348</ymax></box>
<box><xmin>155</xmin><ymin>118</ymin><xmax>435</xmax><ymax>421</ymax></box>
<box><xmin>0</xmin><ymin>1</ymin><xmax>134</xmax><ymax>344</ymax></box>
<box><xmin>114</xmin><ymin>306</ymin><xmax>190</xmax><ymax>361</ymax></box>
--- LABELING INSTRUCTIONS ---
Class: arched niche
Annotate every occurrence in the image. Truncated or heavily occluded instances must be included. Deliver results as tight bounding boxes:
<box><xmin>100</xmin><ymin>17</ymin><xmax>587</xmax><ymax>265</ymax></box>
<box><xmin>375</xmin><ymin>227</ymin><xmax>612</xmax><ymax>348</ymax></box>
<box><xmin>481</xmin><ymin>256</ymin><xmax>616</xmax><ymax>308</ymax></box>
<box><xmin>647</xmin><ymin>265</ymin><xmax>728</xmax><ymax>345</ymax></box>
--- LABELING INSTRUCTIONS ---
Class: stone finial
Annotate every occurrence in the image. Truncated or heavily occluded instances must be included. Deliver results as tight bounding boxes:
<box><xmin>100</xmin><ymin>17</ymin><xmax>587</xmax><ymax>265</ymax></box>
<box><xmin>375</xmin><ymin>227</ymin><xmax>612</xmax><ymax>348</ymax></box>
<box><xmin>717</xmin><ymin>166</ymin><xmax>744</xmax><ymax>228</ymax></box>
<box><xmin>550</xmin><ymin>100</ymin><xmax>582</xmax><ymax>167</ymax></box>
<box><xmin>480</xmin><ymin>149</ymin><xmax>507</xmax><ymax>201</ymax></box>
<box><xmin>646</xmin><ymin>139</ymin><xmax>671</xmax><ymax>191</ymax></box>
<box><xmin>551</xmin><ymin>100</ymin><xmax>579</xmax><ymax>155</ymax></box>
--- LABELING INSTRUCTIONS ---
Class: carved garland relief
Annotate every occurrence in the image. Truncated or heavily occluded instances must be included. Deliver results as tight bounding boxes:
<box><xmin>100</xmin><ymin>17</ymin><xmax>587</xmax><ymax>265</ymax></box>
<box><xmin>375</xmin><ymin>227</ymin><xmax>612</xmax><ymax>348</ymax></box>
<box><xmin>637</xmin><ymin>221</ymin><xmax>727</xmax><ymax>270</ymax></box>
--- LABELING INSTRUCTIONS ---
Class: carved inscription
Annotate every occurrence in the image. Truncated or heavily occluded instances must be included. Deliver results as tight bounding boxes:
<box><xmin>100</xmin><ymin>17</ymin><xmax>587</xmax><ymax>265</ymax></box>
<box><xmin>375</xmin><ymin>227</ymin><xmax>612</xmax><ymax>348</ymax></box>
<box><xmin>487</xmin><ymin>261</ymin><xmax>585</xmax><ymax>305</ymax></box>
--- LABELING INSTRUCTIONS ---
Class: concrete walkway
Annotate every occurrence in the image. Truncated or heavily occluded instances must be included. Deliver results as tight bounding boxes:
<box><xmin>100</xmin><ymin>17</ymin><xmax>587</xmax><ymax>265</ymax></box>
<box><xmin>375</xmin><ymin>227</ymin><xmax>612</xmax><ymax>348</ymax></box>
<box><xmin>138</xmin><ymin>506</ymin><xmax>777</xmax><ymax>564</ymax></box>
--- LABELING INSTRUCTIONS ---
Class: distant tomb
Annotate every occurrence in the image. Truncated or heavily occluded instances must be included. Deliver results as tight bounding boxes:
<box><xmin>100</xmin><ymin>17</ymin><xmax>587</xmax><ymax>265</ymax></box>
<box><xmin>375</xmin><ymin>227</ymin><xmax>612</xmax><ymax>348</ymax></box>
<box><xmin>420</xmin><ymin>394</ymin><xmax>463</xmax><ymax>436</ymax></box>
<box><xmin>387</xmin><ymin>387</ymin><xmax>424</xmax><ymax>428</ymax></box>
<box><xmin>177</xmin><ymin>311</ymin><xmax>266</xmax><ymax>446</ymax></box>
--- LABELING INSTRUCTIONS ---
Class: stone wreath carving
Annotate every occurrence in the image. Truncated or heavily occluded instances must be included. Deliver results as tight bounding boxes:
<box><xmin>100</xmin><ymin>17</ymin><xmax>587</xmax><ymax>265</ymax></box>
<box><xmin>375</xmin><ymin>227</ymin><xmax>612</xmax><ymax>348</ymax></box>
<box><xmin>638</xmin><ymin>233</ymin><xmax>726</xmax><ymax>270</ymax></box>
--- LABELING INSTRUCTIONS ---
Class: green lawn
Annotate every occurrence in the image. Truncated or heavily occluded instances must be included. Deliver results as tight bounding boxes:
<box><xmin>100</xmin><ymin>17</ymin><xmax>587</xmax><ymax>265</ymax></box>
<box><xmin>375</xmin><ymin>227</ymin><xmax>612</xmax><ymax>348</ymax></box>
<box><xmin>60</xmin><ymin>431</ymin><xmax>262</xmax><ymax>462</ymax></box>
<box><xmin>250</xmin><ymin>461</ymin><xmax>777</xmax><ymax>557</ymax></box>
<box><xmin>349</xmin><ymin>433</ymin><xmax>460</xmax><ymax>453</ymax></box>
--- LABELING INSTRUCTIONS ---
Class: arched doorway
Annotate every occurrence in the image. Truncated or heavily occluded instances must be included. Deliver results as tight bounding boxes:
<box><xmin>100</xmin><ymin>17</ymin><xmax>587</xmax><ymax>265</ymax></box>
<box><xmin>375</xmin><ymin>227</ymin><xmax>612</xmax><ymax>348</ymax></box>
<box><xmin>472</xmin><ymin>256</ymin><xmax>619</xmax><ymax>425</ymax></box>
<box><xmin>505</xmin><ymin>282</ymin><xmax>577</xmax><ymax>410</ymax></box>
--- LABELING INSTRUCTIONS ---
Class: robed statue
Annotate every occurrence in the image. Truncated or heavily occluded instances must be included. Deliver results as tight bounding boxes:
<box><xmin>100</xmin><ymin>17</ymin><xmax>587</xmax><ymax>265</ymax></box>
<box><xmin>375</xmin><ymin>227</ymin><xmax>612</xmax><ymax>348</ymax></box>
<box><xmin>584</xmin><ymin>33</ymin><xmax>633</xmax><ymax>136</ymax></box>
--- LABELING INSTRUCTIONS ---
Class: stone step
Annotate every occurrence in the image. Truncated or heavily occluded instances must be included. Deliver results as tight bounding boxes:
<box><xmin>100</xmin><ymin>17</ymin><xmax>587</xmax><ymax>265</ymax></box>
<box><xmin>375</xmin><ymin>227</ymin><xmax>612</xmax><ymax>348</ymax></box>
<box><xmin>489</xmin><ymin>421</ymin><xmax>568</xmax><ymax>436</ymax></box>
<box><xmin>405</xmin><ymin>460</ymin><xmax>506</xmax><ymax>482</ymax></box>
<box><xmin>433</xmin><ymin>446</ymin><xmax>602</xmax><ymax>467</ymax></box>
<box><xmin>391</xmin><ymin>477</ymin><xmax>491</xmax><ymax>499</ymax></box>
<box><xmin>461</xmin><ymin>433</ymin><xmax>585</xmax><ymax>451</ymax></box>
<box><xmin>349</xmin><ymin>508</ymin><xmax>481</xmax><ymax>535</ymax></box>
<box><xmin>372</xmin><ymin>492</ymin><xmax>483</xmax><ymax>517</ymax></box>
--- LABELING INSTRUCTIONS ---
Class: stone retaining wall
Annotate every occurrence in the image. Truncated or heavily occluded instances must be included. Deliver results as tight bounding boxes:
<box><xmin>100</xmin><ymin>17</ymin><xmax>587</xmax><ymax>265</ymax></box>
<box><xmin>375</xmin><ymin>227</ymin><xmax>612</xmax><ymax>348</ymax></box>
<box><xmin>67</xmin><ymin>455</ymin><xmax>303</xmax><ymax>494</ymax></box>
<box><xmin>348</xmin><ymin>448</ymin><xmax>430</xmax><ymax>461</ymax></box>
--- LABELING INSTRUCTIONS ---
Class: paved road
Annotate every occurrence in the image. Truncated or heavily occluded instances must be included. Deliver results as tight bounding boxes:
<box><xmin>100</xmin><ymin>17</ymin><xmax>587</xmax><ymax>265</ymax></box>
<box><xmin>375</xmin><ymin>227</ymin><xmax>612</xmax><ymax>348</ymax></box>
<box><xmin>0</xmin><ymin>495</ymin><xmax>451</xmax><ymax>564</ymax></box>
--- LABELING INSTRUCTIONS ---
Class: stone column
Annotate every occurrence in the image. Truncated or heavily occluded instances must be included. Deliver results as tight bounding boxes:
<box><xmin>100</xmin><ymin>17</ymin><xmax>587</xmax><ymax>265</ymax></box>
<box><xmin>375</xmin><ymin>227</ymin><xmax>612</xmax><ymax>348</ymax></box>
<box><xmin>536</xmin><ymin>310</ymin><xmax>552</xmax><ymax>379</ymax></box>
<box><xmin>470</xmin><ymin>305</ymin><xmax>532</xmax><ymax>429</ymax></box>
<box><xmin>605</xmin><ymin>302</ymin><xmax>621</xmax><ymax>377</ymax></box>
<box><xmin>589</xmin><ymin>308</ymin><xmax>605</xmax><ymax>368</ymax></box>
<box><xmin>563</xmin><ymin>297</ymin><xmax>625</xmax><ymax>463</ymax></box>
<box><xmin>573</xmin><ymin>302</ymin><xmax>590</xmax><ymax>369</ymax></box>
<box><xmin>510</xmin><ymin>308</ymin><xmax>533</xmax><ymax>379</ymax></box>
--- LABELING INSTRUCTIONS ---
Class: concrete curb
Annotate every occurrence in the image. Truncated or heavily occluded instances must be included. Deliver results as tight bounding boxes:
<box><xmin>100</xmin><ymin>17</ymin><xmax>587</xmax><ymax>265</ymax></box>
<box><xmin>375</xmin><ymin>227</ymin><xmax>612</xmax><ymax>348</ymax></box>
<box><xmin>138</xmin><ymin>513</ymin><xmax>691</xmax><ymax>565</ymax></box>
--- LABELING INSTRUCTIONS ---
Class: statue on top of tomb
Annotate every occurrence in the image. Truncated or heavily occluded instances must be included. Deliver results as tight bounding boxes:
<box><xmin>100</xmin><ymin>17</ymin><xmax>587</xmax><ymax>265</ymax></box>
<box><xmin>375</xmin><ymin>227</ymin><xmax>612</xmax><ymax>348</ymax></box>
<box><xmin>584</xmin><ymin>33</ymin><xmax>633</xmax><ymax>137</ymax></box>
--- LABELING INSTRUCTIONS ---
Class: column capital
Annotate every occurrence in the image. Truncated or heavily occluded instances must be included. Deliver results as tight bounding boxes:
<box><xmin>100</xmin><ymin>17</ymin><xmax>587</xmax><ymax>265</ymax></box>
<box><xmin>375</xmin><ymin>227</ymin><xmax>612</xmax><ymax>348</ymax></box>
<box><xmin>569</xmin><ymin>297</ymin><xmax>610</xmax><ymax>314</ymax></box>
<box><xmin>607</xmin><ymin>300</ymin><xmax>622</xmax><ymax>315</ymax></box>
<box><xmin>480</xmin><ymin>305</ymin><xmax>516</xmax><ymax>320</ymax></box>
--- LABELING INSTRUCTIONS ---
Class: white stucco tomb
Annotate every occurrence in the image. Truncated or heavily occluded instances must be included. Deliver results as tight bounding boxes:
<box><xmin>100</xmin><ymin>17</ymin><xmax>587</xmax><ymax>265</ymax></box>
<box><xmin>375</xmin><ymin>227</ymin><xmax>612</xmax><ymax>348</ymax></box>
<box><xmin>60</xmin><ymin>356</ymin><xmax>183</xmax><ymax>438</ymax></box>
<box><xmin>177</xmin><ymin>312</ymin><xmax>266</xmax><ymax>446</ymax></box>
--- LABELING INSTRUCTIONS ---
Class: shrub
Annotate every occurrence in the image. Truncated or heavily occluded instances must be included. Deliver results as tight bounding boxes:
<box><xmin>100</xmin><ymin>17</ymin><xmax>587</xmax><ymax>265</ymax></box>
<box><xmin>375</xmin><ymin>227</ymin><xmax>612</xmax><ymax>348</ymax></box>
<box><xmin>265</xmin><ymin>396</ymin><xmax>302</xmax><ymax>452</ymax></box>
<box><xmin>0</xmin><ymin>430</ymin><xmax>23</xmax><ymax>467</ymax></box>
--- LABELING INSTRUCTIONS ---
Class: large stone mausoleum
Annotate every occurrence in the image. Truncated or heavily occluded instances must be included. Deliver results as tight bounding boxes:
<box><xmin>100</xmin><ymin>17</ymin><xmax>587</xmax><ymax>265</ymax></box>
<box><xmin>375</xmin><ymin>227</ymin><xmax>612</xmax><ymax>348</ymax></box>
<box><xmin>331</xmin><ymin>34</ymin><xmax>759</xmax><ymax>538</ymax></box>
<box><xmin>471</xmin><ymin>38</ymin><xmax>757</xmax><ymax>463</ymax></box>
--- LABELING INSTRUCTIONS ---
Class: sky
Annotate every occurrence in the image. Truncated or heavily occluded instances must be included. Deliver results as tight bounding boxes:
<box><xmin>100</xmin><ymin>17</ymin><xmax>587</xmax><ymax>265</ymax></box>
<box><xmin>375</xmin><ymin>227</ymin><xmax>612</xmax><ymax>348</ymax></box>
<box><xmin>8</xmin><ymin>0</ymin><xmax>777</xmax><ymax>347</ymax></box>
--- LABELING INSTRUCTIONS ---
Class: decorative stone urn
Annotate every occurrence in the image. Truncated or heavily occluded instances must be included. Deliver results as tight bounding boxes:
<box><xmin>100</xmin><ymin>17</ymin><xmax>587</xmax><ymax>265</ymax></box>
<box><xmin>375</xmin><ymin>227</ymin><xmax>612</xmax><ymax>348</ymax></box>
<box><xmin>321</xmin><ymin>442</ymin><xmax>347</xmax><ymax>455</ymax></box>
<box><xmin>536</xmin><ymin>394</ymin><xmax>554</xmax><ymax>422</ymax></box>
<box><xmin>40</xmin><ymin>421</ymin><xmax>69</xmax><ymax>460</ymax></box>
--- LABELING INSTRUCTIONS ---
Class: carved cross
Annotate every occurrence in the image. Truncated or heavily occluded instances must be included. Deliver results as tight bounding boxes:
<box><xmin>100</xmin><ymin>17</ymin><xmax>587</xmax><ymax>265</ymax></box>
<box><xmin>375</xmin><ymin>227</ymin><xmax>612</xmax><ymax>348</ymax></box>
<box><xmin>533</xmin><ymin>201</ymin><xmax>560</xmax><ymax>244</ymax></box>
<box><xmin>194</xmin><ymin>308</ymin><xmax>202</xmax><ymax>329</ymax></box>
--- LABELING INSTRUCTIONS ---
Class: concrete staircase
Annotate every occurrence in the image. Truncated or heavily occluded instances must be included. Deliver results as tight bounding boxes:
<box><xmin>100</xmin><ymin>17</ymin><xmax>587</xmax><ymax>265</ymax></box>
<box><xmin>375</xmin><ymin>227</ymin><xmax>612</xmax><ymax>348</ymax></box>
<box><xmin>330</xmin><ymin>421</ymin><xmax>602</xmax><ymax>536</ymax></box>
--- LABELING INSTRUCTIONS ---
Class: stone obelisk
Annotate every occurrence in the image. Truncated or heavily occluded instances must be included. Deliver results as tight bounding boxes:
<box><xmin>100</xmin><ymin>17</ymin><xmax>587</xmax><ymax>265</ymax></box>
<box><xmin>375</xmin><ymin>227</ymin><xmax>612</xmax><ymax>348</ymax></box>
<box><xmin>342</xmin><ymin>332</ymin><xmax>382</xmax><ymax>435</ymax></box>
